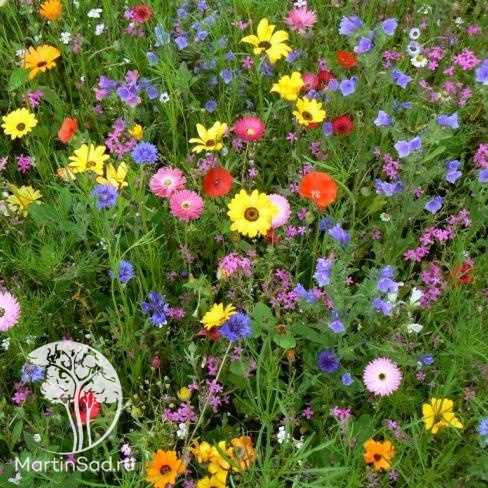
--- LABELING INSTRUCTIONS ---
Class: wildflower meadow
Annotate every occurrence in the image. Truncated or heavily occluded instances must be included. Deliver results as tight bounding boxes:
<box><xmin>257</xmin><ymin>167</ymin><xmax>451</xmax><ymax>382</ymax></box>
<box><xmin>1</xmin><ymin>0</ymin><xmax>488</xmax><ymax>487</ymax></box>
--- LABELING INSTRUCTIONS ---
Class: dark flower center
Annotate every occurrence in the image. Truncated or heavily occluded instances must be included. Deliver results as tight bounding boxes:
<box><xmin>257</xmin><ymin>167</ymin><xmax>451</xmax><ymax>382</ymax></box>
<box><xmin>159</xmin><ymin>464</ymin><xmax>171</xmax><ymax>475</ymax></box>
<box><xmin>373</xmin><ymin>454</ymin><xmax>382</xmax><ymax>462</ymax></box>
<box><xmin>378</xmin><ymin>373</ymin><xmax>385</xmax><ymax>380</ymax></box>
<box><xmin>206</xmin><ymin>139</ymin><xmax>215</xmax><ymax>147</ymax></box>
<box><xmin>258</xmin><ymin>41</ymin><xmax>271</xmax><ymax>50</ymax></box>
<box><xmin>302</xmin><ymin>111</ymin><xmax>313</xmax><ymax>121</ymax></box>
<box><xmin>0</xmin><ymin>307</ymin><xmax>5</xmax><ymax>318</ymax></box>
<box><xmin>37</xmin><ymin>61</ymin><xmax>48</xmax><ymax>68</ymax></box>
<box><xmin>244</xmin><ymin>207</ymin><xmax>259</xmax><ymax>221</ymax></box>
<box><xmin>87</xmin><ymin>160</ymin><xmax>97</xmax><ymax>168</ymax></box>
<box><xmin>16</xmin><ymin>123</ymin><xmax>26</xmax><ymax>131</ymax></box>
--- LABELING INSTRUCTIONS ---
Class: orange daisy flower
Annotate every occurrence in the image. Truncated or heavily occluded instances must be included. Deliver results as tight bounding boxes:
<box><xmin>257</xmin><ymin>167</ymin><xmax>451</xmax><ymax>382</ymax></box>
<box><xmin>39</xmin><ymin>0</ymin><xmax>62</xmax><ymax>21</ymax></box>
<box><xmin>363</xmin><ymin>439</ymin><xmax>395</xmax><ymax>471</ymax></box>
<box><xmin>146</xmin><ymin>450</ymin><xmax>185</xmax><ymax>488</ymax></box>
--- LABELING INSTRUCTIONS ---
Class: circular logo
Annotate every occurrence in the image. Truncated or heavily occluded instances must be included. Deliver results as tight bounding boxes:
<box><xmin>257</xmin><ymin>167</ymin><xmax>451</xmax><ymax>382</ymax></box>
<box><xmin>26</xmin><ymin>341</ymin><xmax>123</xmax><ymax>455</ymax></box>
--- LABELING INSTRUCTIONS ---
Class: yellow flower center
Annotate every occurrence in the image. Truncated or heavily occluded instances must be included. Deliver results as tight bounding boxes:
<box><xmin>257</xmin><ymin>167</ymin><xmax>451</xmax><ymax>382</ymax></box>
<box><xmin>244</xmin><ymin>207</ymin><xmax>259</xmax><ymax>222</ymax></box>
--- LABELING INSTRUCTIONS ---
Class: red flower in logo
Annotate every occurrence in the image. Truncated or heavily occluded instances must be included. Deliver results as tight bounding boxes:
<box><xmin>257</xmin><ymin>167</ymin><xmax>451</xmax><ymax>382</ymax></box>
<box><xmin>77</xmin><ymin>391</ymin><xmax>101</xmax><ymax>424</ymax></box>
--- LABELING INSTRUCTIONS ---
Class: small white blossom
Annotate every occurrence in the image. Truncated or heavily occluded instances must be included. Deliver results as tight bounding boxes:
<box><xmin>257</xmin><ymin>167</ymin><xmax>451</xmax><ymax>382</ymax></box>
<box><xmin>407</xmin><ymin>322</ymin><xmax>423</xmax><ymax>334</ymax></box>
<box><xmin>409</xmin><ymin>27</ymin><xmax>421</xmax><ymax>40</ymax></box>
<box><xmin>454</xmin><ymin>17</ymin><xmax>464</xmax><ymax>25</ymax></box>
<box><xmin>380</xmin><ymin>212</ymin><xmax>390</xmax><ymax>222</ymax></box>
<box><xmin>176</xmin><ymin>422</ymin><xmax>188</xmax><ymax>439</ymax></box>
<box><xmin>95</xmin><ymin>23</ymin><xmax>105</xmax><ymax>36</ymax></box>
<box><xmin>87</xmin><ymin>8</ymin><xmax>102</xmax><ymax>18</ymax></box>
<box><xmin>33</xmin><ymin>434</ymin><xmax>41</xmax><ymax>442</ymax></box>
<box><xmin>277</xmin><ymin>425</ymin><xmax>291</xmax><ymax>444</ymax></box>
<box><xmin>409</xmin><ymin>287</ymin><xmax>423</xmax><ymax>306</ymax></box>
<box><xmin>407</xmin><ymin>41</ymin><xmax>422</xmax><ymax>57</ymax></box>
<box><xmin>60</xmin><ymin>32</ymin><xmax>72</xmax><ymax>44</ymax></box>
<box><xmin>1</xmin><ymin>337</ymin><xmax>10</xmax><ymax>350</ymax></box>
<box><xmin>159</xmin><ymin>92</ymin><xmax>170</xmax><ymax>103</ymax></box>
<box><xmin>411</xmin><ymin>54</ymin><xmax>428</xmax><ymax>68</ymax></box>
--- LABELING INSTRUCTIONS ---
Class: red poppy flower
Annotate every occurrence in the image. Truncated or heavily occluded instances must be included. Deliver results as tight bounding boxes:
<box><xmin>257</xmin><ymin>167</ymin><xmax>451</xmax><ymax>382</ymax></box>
<box><xmin>317</xmin><ymin>69</ymin><xmax>335</xmax><ymax>89</ymax></box>
<box><xmin>451</xmin><ymin>260</ymin><xmax>474</xmax><ymax>284</ymax></box>
<box><xmin>131</xmin><ymin>4</ymin><xmax>153</xmax><ymax>23</ymax></box>
<box><xmin>299</xmin><ymin>171</ymin><xmax>338</xmax><ymax>210</ymax></box>
<box><xmin>332</xmin><ymin>114</ymin><xmax>354</xmax><ymax>135</ymax></box>
<box><xmin>203</xmin><ymin>167</ymin><xmax>233</xmax><ymax>197</ymax></box>
<box><xmin>77</xmin><ymin>391</ymin><xmax>101</xmax><ymax>424</ymax></box>
<box><xmin>58</xmin><ymin>117</ymin><xmax>78</xmax><ymax>144</ymax></box>
<box><xmin>336</xmin><ymin>50</ymin><xmax>358</xmax><ymax>69</ymax></box>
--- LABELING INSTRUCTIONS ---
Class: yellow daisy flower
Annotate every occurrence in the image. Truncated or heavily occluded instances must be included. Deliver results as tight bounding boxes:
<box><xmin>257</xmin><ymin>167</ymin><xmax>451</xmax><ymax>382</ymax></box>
<box><xmin>192</xmin><ymin>441</ymin><xmax>214</xmax><ymax>464</ymax></box>
<box><xmin>201</xmin><ymin>303</ymin><xmax>236</xmax><ymax>330</ymax></box>
<box><xmin>227</xmin><ymin>189</ymin><xmax>277</xmax><ymax>238</ymax></box>
<box><xmin>68</xmin><ymin>144</ymin><xmax>109</xmax><ymax>176</ymax></box>
<box><xmin>39</xmin><ymin>0</ymin><xmax>62</xmax><ymax>21</ymax></box>
<box><xmin>129</xmin><ymin>124</ymin><xmax>144</xmax><ymax>141</ymax></box>
<box><xmin>177</xmin><ymin>386</ymin><xmax>192</xmax><ymax>401</ymax></box>
<box><xmin>197</xmin><ymin>473</ymin><xmax>226</xmax><ymax>488</ymax></box>
<box><xmin>241</xmin><ymin>18</ymin><xmax>292</xmax><ymax>64</ymax></box>
<box><xmin>23</xmin><ymin>44</ymin><xmax>61</xmax><ymax>80</ymax></box>
<box><xmin>422</xmin><ymin>398</ymin><xmax>463</xmax><ymax>434</ymax></box>
<box><xmin>270</xmin><ymin>72</ymin><xmax>304</xmax><ymax>101</ymax></box>
<box><xmin>7</xmin><ymin>185</ymin><xmax>42</xmax><ymax>216</ymax></box>
<box><xmin>189</xmin><ymin>122</ymin><xmax>227</xmax><ymax>153</ymax></box>
<box><xmin>293</xmin><ymin>97</ymin><xmax>326</xmax><ymax>127</ymax></box>
<box><xmin>2</xmin><ymin>108</ymin><xmax>38</xmax><ymax>140</ymax></box>
<box><xmin>96</xmin><ymin>162</ymin><xmax>128</xmax><ymax>189</ymax></box>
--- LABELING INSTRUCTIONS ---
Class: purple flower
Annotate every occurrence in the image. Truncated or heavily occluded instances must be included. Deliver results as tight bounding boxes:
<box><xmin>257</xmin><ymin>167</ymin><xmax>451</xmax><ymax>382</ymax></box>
<box><xmin>377</xmin><ymin>266</ymin><xmax>399</xmax><ymax>294</ymax></box>
<box><xmin>319</xmin><ymin>217</ymin><xmax>334</xmax><ymax>231</ymax></box>
<box><xmin>374</xmin><ymin>179</ymin><xmax>404</xmax><ymax>196</ymax></box>
<box><xmin>141</xmin><ymin>291</ymin><xmax>170</xmax><ymax>327</ymax></box>
<box><xmin>21</xmin><ymin>363</ymin><xmax>45</xmax><ymax>383</ymax></box>
<box><xmin>391</xmin><ymin>69</ymin><xmax>412</xmax><ymax>89</ymax></box>
<box><xmin>339</xmin><ymin>16</ymin><xmax>363</xmax><ymax>36</ymax></box>
<box><xmin>475</xmin><ymin>58</ymin><xmax>488</xmax><ymax>85</ymax></box>
<box><xmin>372</xmin><ymin>297</ymin><xmax>393</xmax><ymax>316</ymax></box>
<box><xmin>339</xmin><ymin>77</ymin><xmax>357</xmax><ymax>96</ymax></box>
<box><xmin>131</xmin><ymin>142</ymin><xmax>158</xmax><ymax>164</ymax></box>
<box><xmin>175</xmin><ymin>34</ymin><xmax>188</xmax><ymax>50</ymax></box>
<box><xmin>260</xmin><ymin>61</ymin><xmax>274</xmax><ymax>77</ymax></box>
<box><xmin>436</xmin><ymin>112</ymin><xmax>459</xmax><ymax>129</ymax></box>
<box><xmin>341</xmin><ymin>372</ymin><xmax>354</xmax><ymax>386</ymax></box>
<box><xmin>314</xmin><ymin>257</ymin><xmax>334</xmax><ymax>287</ymax></box>
<box><xmin>92</xmin><ymin>184</ymin><xmax>118</xmax><ymax>209</ymax></box>
<box><xmin>195</xmin><ymin>30</ymin><xmax>209</xmax><ymax>42</ymax></box>
<box><xmin>117</xmin><ymin>84</ymin><xmax>141</xmax><ymax>107</ymax></box>
<box><xmin>355</xmin><ymin>36</ymin><xmax>373</xmax><ymax>54</ymax></box>
<box><xmin>220</xmin><ymin>68</ymin><xmax>233</xmax><ymax>84</ymax></box>
<box><xmin>322</xmin><ymin>121</ymin><xmax>333</xmax><ymax>136</ymax></box>
<box><xmin>374</xmin><ymin>110</ymin><xmax>393</xmax><ymax>127</ymax></box>
<box><xmin>286</xmin><ymin>49</ymin><xmax>302</xmax><ymax>64</ymax></box>
<box><xmin>329</xmin><ymin>311</ymin><xmax>345</xmax><ymax>334</ymax></box>
<box><xmin>204</xmin><ymin>99</ymin><xmax>217</xmax><ymax>113</ymax></box>
<box><xmin>317</xmin><ymin>349</ymin><xmax>340</xmax><ymax>373</ymax></box>
<box><xmin>478</xmin><ymin>417</ymin><xmax>488</xmax><ymax>442</ymax></box>
<box><xmin>445</xmin><ymin>160</ymin><xmax>462</xmax><ymax>183</ymax></box>
<box><xmin>479</xmin><ymin>169</ymin><xmax>488</xmax><ymax>183</ymax></box>
<box><xmin>381</xmin><ymin>18</ymin><xmax>398</xmax><ymax>36</ymax></box>
<box><xmin>146</xmin><ymin>52</ymin><xmax>159</xmax><ymax>65</ymax></box>
<box><xmin>424</xmin><ymin>195</ymin><xmax>444</xmax><ymax>214</ymax></box>
<box><xmin>328</xmin><ymin>224</ymin><xmax>350</xmax><ymax>247</ymax></box>
<box><xmin>394</xmin><ymin>136</ymin><xmax>422</xmax><ymax>158</ymax></box>
<box><xmin>294</xmin><ymin>284</ymin><xmax>318</xmax><ymax>304</ymax></box>
<box><xmin>220</xmin><ymin>312</ymin><xmax>252</xmax><ymax>341</ymax></box>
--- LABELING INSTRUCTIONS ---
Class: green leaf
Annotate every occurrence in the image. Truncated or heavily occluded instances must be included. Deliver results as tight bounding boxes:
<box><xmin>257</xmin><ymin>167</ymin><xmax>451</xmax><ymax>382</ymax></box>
<box><xmin>272</xmin><ymin>332</ymin><xmax>296</xmax><ymax>349</ymax></box>
<box><xmin>8</xmin><ymin>68</ymin><xmax>28</xmax><ymax>91</ymax></box>
<box><xmin>251</xmin><ymin>301</ymin><xmax>276</xmax><ymax>333</ymax></box>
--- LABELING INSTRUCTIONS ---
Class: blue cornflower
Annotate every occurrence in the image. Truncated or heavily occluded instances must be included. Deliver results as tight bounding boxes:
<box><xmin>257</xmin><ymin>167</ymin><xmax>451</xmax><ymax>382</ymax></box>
<box><xmin>374</xmin><ymin>110</ymin><xmax>393</xmax><ymax>127</ymax></box>
<box><xmin>479</xmin><ymin>169</ymin><xmax>488</xmax><ymax>183</ymax></box>
<box><xmin>374</xmin><ymin>179</ymin><xmax>404</xmax><ymax>196</ymax></box>
<box><xmin>110</xmin><ymin>260</ymin><xmax>135</xmax><ymax>284</ymax></box>
<box><xmin>394</xmin><ymin>136</ymin><xmax>422</xmax><ymax>158</ymax></box>
<box><xmin>175</xmin><ymin>34</ymin><xmax>188</xmax><ymax>50</ymax></box>
<box><xmin>141</xmin><ymin>291</ymin><xmax>170</xmax><ymax>327</ymax></box>
<box><xmin>286</xmin><ymin>49</ymin><xmax>302</xmax><ymax>64</ymax></box>
<box><xmin>260</xmin><ymin>61</ymin><xmax>274</xmax><ymax>77</ymax></box>
<box><xmin>313</xmin><ymin>257</ymin><xmax>334</xmax><ymax>287</ymax></box>
<box><xmin>293</xmin><ymin>284</ymin><xmax>318</xmax><ymax>304</ymax></box>
<box><xmin>355</xmin><ymin>35</ymin><xmax>373</xmax><ymax>54</ymax></box>
<box><xmin>132</xmin><ymin>142</ymin><xmax>158</xmax><ymax>164</ymax></box>
<box><xmin>220</xmin><ymin>69</ymin><xmax>233</xmax><ymax>84</ymax></box>
<box><xmin>475</xmin><ymin>58</ymin><xmax>488</xmax><ymax>85</ymax></box>
<box><xmin>92</xmin><ymin>184</ymin><xmax>118</xmax><ymax>209</ymax></box>
<box><xmin>21</xmin><ymin>363</ymin><xmax>45</xmax><ymax>383</ymax></box>
<box><xmin>195</xmin><ymin>30</ymin><xmax>209</xmax><ymax>42</ymax></box>
<box><xmin>317</xmin><ymin>349</ymin><xmax>340</xmax><ymax>373</ymax></box>
<box><xmin>372</xmin><ymin>297</ymin><xmax>393</xmax><ymax>316</ymax></box>
<box><xmin>146</xmin><ymin>52</ymin><xmax>159</xmax><ymax>65</ymax></box>
<box><xmin>424</xmin><ymin>196</ymin><xmax>444</xmax><ymax>214</ymax></box>
<box><xmin>322</xmin><ymin>121</ymin><xmax>333</xmax><ymax>136</ymax></box>
<box><xmin>204</xmin><ymin>99</ymin><xmax>217</xmax><ymax>113</ymax></box>
<box><xmin>478</xmin><ymin>417</ymin><xmax>488</xmax><ymax>444</ymax></box>
<box><xmin>418</xmin><ymin>354</ymin><xmax>434</xmax><ymax>366</ymax></box>
<box><xmin>319</xmin><ymin>217</ymin><xmax>334</xmax><ymax>232</ymax></box>
<box><xmin>377</xmin><ymin>266</ymin><xmax>399</xmax><ymax>294</ymax></box>
<box><xmin>219</xmin><ymin>312</ymin><xmax>252</xmax><ymax>342</ymax></box>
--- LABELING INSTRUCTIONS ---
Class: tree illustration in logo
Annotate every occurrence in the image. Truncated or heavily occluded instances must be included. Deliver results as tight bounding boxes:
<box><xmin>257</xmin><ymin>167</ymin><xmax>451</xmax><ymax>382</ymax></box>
<box><xmin>28</xmin><ymin>341</ymin><xmax>122</xmax><ymax>454</ymax></box>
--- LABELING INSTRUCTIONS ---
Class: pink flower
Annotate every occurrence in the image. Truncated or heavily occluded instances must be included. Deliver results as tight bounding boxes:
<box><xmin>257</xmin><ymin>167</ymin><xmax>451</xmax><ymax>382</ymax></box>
<box><xmin>233</xmin><ymin>116</ymin><xmax>266</xmax><ymax>142</ymax></box>
<box><xmin>453</xmin><ymin>49</ymin><xmax>480</xmax><ymax>71</ymax></box>
<box><xmin>149</xmin><ymin>166</ymin><xmax>186</xmax><ymax>198</ymax></box>
<box><xmin>169</xmin><ymin>190</ymin><xmax>204</xmax><ymax>222</ymax></box>
<box><xmin>268</xmin><ymin>194</ymin><xmax>291</xmax><ymax>228</ymax></box>
<box><xmin>284</xmin><ymin>7</ymin><xmax>317</xmax><ymax>34</ymax></box>
<box><xmin>363</xmin><ymin>358</ymin><xmax>402</xmax><ymax>397</ymax></box>
<box><xmin>0</xmin><ymin>289</ymin><xmax>21</xmax><ymax>332</ymax></box>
